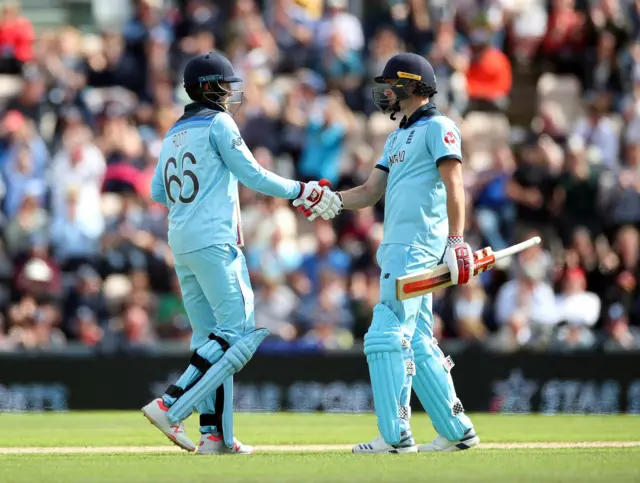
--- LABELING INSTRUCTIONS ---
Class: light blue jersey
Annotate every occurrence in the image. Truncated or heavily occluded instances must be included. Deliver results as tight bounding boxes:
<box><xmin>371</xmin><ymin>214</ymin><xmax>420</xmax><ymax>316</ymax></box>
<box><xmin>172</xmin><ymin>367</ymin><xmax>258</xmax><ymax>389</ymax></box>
<box><xmin>370</xmin><ymin>103</ymin><xmax>473</xmax><ymax>445</ymax></box>
<box><xmin>376</xmin><ymin>104</ymin><xmax>462</xmax><ymax>260</ymax></box>
<box><xmin>151</xmin><ymin>103</ymin><xmax>301</xmax><ymax>255</ymax></box>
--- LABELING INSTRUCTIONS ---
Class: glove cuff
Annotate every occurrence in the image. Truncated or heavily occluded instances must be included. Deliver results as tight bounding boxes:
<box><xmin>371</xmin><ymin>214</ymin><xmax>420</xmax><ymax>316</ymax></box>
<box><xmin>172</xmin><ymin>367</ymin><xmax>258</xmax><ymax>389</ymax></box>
<box><xmin>447</xmin><ymin>235</ymin><xmax>463</xmax><ymax>246</ymax></box>
<box><xmin>296</xmin><ymin>182</ymin><xmax>305</xmax><ymax>199</ymax></box>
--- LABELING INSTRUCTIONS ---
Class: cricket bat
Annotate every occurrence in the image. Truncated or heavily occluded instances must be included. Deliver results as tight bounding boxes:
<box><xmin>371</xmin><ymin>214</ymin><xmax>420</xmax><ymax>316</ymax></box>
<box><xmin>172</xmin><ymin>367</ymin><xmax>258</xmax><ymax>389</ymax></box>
<box><xmin>395</xmin><ymin>236</ymin><xmax>541</xmax><ymax>301</ymax></box>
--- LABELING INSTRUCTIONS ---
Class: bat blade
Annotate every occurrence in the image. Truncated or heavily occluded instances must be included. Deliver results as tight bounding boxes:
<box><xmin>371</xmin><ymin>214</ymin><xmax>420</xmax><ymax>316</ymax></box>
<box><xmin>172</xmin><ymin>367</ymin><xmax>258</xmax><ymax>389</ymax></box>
<box><xmin>395</xmin><ymin>237</ymin><xmax>541</xmax><ymax>301</ymax></box>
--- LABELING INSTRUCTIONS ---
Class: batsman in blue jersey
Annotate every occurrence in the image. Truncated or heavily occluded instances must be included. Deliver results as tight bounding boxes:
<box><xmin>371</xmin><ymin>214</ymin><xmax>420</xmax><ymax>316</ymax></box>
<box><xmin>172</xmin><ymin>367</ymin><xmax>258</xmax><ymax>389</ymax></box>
<box><xmin>299</xmin><ymin>53</ymin><xmax>481</xmax><ymax>453</ymax></box>
<box><xmin>141</xmin><ymin>52</ymin><xmax>341</xmax><ymax>454</ymax></box>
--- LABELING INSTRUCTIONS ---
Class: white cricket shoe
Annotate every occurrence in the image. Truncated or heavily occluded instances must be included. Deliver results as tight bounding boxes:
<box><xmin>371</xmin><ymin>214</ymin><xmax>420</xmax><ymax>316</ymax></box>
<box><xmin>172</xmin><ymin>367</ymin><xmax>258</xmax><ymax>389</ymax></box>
<box><xmin>418</xmin><ymin>428</ymin><xmax>480</xmax><ymax>452</ymax></box>
<box><xmin>353</xmin><ymin>432</ymin><xmax>417</xmax><ymax>454</ymax></box>
<box><xmin>198</xmin><ymin>433</ymin><xmax>254</xmax><ymax>455</ymax></box>
<box><xmin>141</xmin><ymin>398</ymin><xmax>196</xmax><ymax>452</ymax></box>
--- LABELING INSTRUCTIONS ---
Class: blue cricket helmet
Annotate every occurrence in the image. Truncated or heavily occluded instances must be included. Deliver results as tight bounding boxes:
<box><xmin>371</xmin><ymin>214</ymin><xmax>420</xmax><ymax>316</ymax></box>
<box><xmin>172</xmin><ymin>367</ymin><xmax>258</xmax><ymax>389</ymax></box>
<box><xmin>183</xmin><ymin>52</ymin><xmax>242</xmax><ymax>87</ymax></box>
<box><xmin>183</xmin><ymin>52</ymin><xmax>243</xmax><ymax>115</ymax></box>
<box><xmin>372</xmin><ymin>53</ymin><xmax>438</xmax><ymax>118</ymax></box>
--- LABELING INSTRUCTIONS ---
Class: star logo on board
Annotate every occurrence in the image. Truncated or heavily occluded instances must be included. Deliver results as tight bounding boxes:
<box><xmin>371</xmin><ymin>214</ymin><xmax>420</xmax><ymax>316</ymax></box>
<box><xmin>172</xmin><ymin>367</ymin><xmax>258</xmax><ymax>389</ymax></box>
<box><xmin>491</xmin><ymin>369</ymin><xmax>538</xmax><ymax>414</ymax></box>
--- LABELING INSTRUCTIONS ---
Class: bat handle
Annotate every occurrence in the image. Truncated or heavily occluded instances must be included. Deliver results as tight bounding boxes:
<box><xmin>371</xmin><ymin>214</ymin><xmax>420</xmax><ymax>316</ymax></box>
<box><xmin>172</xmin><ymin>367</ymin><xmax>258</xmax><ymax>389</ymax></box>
<box><xmin>473</xmin><ymin>248</ymin><xmax>496</xmax><ymax>276</ymax></box>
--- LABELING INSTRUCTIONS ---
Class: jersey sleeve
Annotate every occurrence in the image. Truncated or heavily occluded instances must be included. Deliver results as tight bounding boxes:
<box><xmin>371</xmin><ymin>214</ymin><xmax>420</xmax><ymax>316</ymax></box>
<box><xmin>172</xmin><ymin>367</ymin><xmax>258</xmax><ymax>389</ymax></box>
<box><xmin>150</xmin><ymin>159</ymin><xmax>169</xmax><ymax>207</ymax></box>
<box><xmin>375</xmin><ymin>137</ymin><xmax>390</xmax><ymax>172</ymax></box>
<box><xmin>427</xmin><ymin>116</ymin><xmax>463</xmax><ymax>166</ymax></box>
<box><xmin>210</xmin><ymin>113</ymin><xmax>302</xmax><ymax>199</ymax></box>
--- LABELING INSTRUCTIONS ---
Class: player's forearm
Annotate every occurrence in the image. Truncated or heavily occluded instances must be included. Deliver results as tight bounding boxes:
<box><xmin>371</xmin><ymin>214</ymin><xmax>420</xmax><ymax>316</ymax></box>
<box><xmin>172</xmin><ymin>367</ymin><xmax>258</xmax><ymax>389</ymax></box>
<box><xmin>446</xmin><ymin>179</ymin><xmax>465</xmax><ymax>236</ymax></box>
<box><xmin>339</xmin><ymin>185</ymin><xmax>379</xmax><ymax>210</ymax></box>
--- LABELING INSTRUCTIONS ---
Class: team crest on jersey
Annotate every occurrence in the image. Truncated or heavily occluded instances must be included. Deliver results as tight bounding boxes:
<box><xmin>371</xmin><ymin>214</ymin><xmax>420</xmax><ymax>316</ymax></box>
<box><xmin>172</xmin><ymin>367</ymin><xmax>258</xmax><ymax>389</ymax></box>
<box><xmin>406</xmin><ymin>130</ymin><xmax>415</xmax><ymax>144</ymax></box>
<box><xmin>388</xmin><ymin>132</ymin><xmax>399</xmax><ymax>150</ymax></box>
<box><xmin>231</xmin><ymin>136</ymin><xmax>244</xmax><ymax>149</ymax></box>
<box><xmin>444</xmin><ymin>132</ymin><xmax>456</xmax><ymax>144</ymax></box>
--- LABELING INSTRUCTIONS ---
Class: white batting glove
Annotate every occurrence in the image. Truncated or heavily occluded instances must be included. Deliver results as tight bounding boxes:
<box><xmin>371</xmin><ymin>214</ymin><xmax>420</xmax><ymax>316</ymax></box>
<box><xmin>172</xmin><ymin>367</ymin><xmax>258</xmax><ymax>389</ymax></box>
<box><xmin>293</xmin><ymin>179</ymin><xmax>343</xmax><ymax>221</ymax></box>
<box><xmin>444</xmin><ymin>236</ymin><xmax>474</xmax><ymax>285</ymax></box>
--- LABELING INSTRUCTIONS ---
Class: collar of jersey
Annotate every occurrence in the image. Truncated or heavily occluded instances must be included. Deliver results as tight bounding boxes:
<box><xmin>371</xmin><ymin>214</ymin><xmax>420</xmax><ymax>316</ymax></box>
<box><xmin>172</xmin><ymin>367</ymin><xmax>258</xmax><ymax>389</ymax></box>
<box><xmin>399</xmin><ymin>102</ymin><xmax>438</xmax><ymax>129</ymax></box>
<box><xmin>183</xmin><ymin>101</ymin><xmax>225</xmax><ymax>116</ymax></box>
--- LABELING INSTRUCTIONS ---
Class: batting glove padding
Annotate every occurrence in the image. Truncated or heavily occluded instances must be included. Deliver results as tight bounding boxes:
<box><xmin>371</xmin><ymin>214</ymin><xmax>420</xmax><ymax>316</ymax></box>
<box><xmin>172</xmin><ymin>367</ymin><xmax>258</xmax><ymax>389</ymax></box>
<box><xmin>293</xmin><ymin>179</ymin><xmax>343</xmax><ymax>221</ymax></box>
<box><xmin>444</xmin><ymin>237</ymin><xmax>474</xmax><ymax>285</ymax></box>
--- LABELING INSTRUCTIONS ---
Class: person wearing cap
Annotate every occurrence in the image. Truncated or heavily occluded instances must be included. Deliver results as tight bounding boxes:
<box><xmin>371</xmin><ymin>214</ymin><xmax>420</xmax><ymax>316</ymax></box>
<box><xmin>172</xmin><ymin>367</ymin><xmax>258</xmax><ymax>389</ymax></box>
<box><xmin>140</xmin><ymin>51</ymin><xmax>341</xmax><ymax>455</ymax></box>
<box><xmin>299</xmin><ymin>53</ymin><xmax>479</xmax><ymax>453</ymax></box>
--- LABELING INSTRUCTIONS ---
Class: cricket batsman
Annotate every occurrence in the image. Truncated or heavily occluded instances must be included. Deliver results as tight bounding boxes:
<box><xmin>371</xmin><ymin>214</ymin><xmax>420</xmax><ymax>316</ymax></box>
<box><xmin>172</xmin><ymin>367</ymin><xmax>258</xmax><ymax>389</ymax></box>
<box><xmin>296</xmin><ymin>53</ymin><xmax>480</xmax><ymax>453</ymax></box>
<box><xmin>141</xmin><ymin>52</ymin><xmax>341</xmax><ymax>454</ymax></box>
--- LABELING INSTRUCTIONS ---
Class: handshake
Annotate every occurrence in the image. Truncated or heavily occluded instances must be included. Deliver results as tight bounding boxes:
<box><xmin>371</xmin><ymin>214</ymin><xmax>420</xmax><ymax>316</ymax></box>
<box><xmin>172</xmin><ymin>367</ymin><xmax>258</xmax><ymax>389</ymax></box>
<box><xmin>293</xmin><ymin>179</ymin><xmax>343</xmax><ymax>222</ymax></box>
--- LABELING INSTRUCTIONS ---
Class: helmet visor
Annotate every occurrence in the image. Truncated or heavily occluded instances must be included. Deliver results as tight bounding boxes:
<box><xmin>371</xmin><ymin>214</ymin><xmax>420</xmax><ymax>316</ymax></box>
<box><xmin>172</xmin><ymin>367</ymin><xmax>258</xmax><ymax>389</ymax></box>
<box><xmin>371</xmin><ymin>79</ymin><xmax>411</xmax><ymax>114</ymax></box>
<box><xmin>203</xmin><ymin>81</ymin><xmax>243</xmax><ymax>117</ymax></box>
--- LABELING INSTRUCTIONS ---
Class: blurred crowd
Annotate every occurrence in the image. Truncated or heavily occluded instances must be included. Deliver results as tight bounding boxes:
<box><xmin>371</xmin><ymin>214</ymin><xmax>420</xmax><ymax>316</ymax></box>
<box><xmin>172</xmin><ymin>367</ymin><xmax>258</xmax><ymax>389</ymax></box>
<box><xmin>0</xmin><ymin>0</ymin><xmax>640</xmax><ymax>354</ymax></box>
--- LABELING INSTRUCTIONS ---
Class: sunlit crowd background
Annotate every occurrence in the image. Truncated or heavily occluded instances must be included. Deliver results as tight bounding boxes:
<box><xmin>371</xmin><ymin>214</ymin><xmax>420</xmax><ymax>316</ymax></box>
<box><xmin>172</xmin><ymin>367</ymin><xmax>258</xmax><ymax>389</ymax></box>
<box><xmin>0</xmin><ymin>0</ymin><xmax>639</xmax><ymax>354</ymax></box>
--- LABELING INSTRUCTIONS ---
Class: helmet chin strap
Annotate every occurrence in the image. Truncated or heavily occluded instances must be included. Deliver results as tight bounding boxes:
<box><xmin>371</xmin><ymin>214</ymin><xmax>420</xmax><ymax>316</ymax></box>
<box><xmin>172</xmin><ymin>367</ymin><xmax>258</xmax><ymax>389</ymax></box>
<box><xmin>389</xmin><ymin>100</ymin><xmax>402</xmax><ymax>121</ymax></box>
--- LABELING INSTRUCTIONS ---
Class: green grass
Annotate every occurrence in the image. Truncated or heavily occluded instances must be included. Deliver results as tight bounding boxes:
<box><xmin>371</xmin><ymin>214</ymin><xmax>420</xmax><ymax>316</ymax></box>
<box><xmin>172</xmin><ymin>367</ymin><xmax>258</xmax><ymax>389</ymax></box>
<box><xmin>0</xmin><ymin>412</ymin><xmax>638</xmax><ymax>447</ymax></box>
<box><xmin>2</xmin><ymin>449</ymin><xmax>640</xmax><ymax>483</ymax></box>
<box><xmin>2</xmin><ymin>412</ymin><xmax>640</xmax><ymax>482</ymax></box>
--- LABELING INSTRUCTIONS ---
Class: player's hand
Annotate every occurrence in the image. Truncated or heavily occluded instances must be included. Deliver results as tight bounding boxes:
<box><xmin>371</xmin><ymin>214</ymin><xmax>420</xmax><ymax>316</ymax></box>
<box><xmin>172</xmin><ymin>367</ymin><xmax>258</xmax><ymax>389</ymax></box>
<box><xmin>444</xmin><ymin>236</ymin><xmax>474</xmax><ymax>285</ymax></box>
<box><xmin>293</xmin><ymin>179</ymin><xmax>343</xmax><ymax>221</ymax></box>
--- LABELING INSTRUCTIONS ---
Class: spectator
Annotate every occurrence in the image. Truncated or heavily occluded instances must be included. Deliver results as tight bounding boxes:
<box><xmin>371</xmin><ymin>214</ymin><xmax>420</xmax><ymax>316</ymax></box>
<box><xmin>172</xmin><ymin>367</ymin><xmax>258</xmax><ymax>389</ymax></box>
<box><xmin>155</xmin><ymin>273</ymin><xmax>190</xmax><ymax>340</ymax></box>
<box><xmin>583</xmin><ymin>30</ymin><xmax>623</xmax><ymax>102</ymax></box>
<box><xmin>551</xmin><ymin>267</ymin><xmax>600</xmax><ymax>350</ymax></box>
<box><xmin>4</xmin><ymin>66</ymin><xmax>47</xmax><ymax>127</ymax></box>
<box><xmin>254</xmin><ymin>274</ymin><xmax>299</xmax><ymax>342</ymax></box>
<box><xmin>610</xmin><ymin>140</ymin><xmax>640</xmax><ymax>226</ymax></box>
<box><xmin>603</xmin><ymin>302</ymin><xmax>640</xmax><ymax>351</ymax></box>
<box><xmin>297</xmin><ymin>91</ymin><xmax>355</xmax><ymax>185</ymax></box>
<box><xmin>86</xmin><ymin>31</ymin><xmax>146</xmax><ymax>99</ymax></box>
<box><xmin>103</xmin><ymin>300</ymin><xmax>156</xmax><ymax>352</ymax></box>
<box><xmin>246</xmin><ymin>224</ymin><xmax>302</xmax><ymax>288</ymax></box>
<box><xmin>315</xmin><ymin>0</ymin><xmax>365</xmax><ymax>53</ymax></box>
<box><xmin>552</xmin><ymin>137</ymin><xmax>601</xmax><ymax>243</ymax></box>
<box><xmin>539</xmin><ymin>0</ymin><xmax>588</xmax><ymax>77</ymax></box>
<box><xmin>0</xmin><ymin>0</ymin><xmax>34</xmax><ymax>74</ymax></box>
<box><xmin>452</xmin><ymin>278</ymin><xmax>488</xmax><ymax>341</ymax></box>
<box><xmin>296</xmin><ymin>221</ymin><xmax>351</xmax><ymax>296</ymax></box>
<box><xmin>300</xmin><ymin>269</ymin><xmax>354</xmax><ymax>349</ymax></box>
<box><xmin>426</xmin><ymin>20</ymin><xmax>469</xmax><ymax>115</ymax></box>
<box><xmin>2</xmin><ymin>143</ymin><xmax>46</xmax><ymax>219</ymax></box>
<box><xmin>473</xmin><ymin>143</ymin><xmax>515</xmax><ymax>251</ymax></box>
<box><xmin>4</xmin><ymin>183</ymin><xmax>48</xmax><ymax>257</ymax></box>
<box><xmin>507</xmin><ymin>136</ymin><xmax>559</xmax><ymax>235</ymax></box>
<box><xmin>48</xmin><ymin>126</ymin><xmax>105</xmax><ymax>241</ymax></box>
<box><xmin>571</xmin><ymin>95</ymin><xmax>621</xmax><ymax>171</ymax></box>
<box><xmin>63</xmin><ymin>265</ymin><xmax>108</xmax><ymax>338</ymax></box>
<box><xmin>494</xmin><ymin>254</ymin><xmax>558</xmax><ymax>344</ymax></box>
<box><xmin>465</xmin><ymin>23</ymin><xmax>512</xmax><ymax>111</ymax></box>
<box><xmin>265</xmin><ymin>0</ymin><xmax>315</xmax><ymax>72</ymax></box>
<box><xmin>312</xmin><ymin>29</ymin><xmax>364</xmax><ymax>109</ymax></box>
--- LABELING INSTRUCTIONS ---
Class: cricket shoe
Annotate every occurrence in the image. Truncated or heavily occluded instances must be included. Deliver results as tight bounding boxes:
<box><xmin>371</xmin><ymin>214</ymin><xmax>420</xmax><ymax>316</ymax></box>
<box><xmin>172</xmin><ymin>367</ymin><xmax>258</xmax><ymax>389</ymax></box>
<box><xmin>141</xmin><ymin>398</ymin><xmax>196</xmax><ymax>452</ymax></box>
<box><xmin>198</xmin><ymin>433</ymin><xmax>254</xmax><ymax>455</ymax></box>
<box><xmin>352</xmin><ymin>431</ymin><xmax>417</xmax><ymax>454</ymax></box>
<box><xmin>418</xmin><ymin>428</ymin><xmax>480</xmax><ymax>452</ymax></box>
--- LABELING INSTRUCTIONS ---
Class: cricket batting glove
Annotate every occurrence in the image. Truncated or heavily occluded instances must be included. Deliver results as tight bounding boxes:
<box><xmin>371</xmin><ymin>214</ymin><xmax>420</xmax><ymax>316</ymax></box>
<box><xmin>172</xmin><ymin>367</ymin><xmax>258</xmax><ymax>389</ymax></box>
<box><xmin>293</xmin><ymin>179</ymin><xmax>343</xmax><ymax>221</ymax></box>
<box><xmin>444</xmin><ymin>236</ymin><xmax>474</xmax><ymax>285</ymax></box>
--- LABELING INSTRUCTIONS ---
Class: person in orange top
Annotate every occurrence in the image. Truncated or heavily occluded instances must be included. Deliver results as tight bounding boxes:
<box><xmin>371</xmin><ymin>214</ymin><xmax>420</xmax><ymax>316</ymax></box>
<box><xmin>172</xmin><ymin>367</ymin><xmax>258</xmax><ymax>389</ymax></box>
<box><xmin>465</xmin><ymin>27</ymin><xmax>512</xmax><ymax>111</ymax></box>
<box><xmin>0</xmin><ymin>1</ymin><xmax>34</xmax><ymax>74</ymax></box>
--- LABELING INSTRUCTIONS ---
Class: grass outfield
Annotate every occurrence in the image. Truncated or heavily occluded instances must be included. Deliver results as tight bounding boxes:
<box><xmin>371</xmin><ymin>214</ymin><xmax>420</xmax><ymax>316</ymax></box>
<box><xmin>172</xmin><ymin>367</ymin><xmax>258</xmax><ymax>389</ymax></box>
<box><xmin>1</xmin><ymin>412</ymin><xmax>640</xmax><ymax>482</ymax></box>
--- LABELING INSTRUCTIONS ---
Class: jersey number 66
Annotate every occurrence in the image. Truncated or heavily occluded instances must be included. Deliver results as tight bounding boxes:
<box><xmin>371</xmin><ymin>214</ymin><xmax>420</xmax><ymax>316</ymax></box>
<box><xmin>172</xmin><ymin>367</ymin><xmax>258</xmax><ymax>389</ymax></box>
<box><xmin>164</xmin><ymin>151</ymin><xmax>200</xmax><ymax>204</ymax></box>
